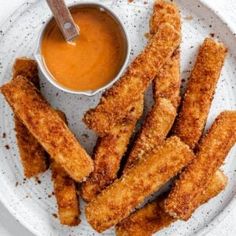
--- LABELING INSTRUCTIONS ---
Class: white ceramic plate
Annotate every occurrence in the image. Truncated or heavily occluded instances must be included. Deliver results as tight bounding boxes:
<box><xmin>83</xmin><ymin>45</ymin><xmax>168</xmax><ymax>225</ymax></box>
<box><xmin>0</xmin><ymin>0</ymin><xmax>236</xmax><ymax>235</ymax></box>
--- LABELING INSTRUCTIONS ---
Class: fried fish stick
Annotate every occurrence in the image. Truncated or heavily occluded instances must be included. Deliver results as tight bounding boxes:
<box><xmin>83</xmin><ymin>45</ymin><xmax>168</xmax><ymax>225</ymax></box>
<box><xmin>13</xmin><ymin>58</ymin><xmax>48</xmax><ymax>178</ymax></box>
<box><xmin>164</xmin><ymin>111</ymin><xmax>236</xmax><ymax>220</ymax></box>
<box><xmin>13</xmin><ymin>58</ymin><xmax>39</xmax><ymax>87</ymax></box>
<box><xmin>150</xmin><ymin>1</ymin><xmax>181</xmax><ymax>108</ymax></box>
<box><xmin>115</xmin><ymin>170</ymin><xmax>227</xmax><ymax>236</ymax></box>
<box><xmin>150</xmin><ymin>0</ymin><xmax>181</xmax><ymax>36</ymax></box>
<box><xmin>85</xmin><ymin>137</ymin><xmax>194</xmax><ymax>232</ymax></box>
<box><xmin>81</xmin><ymin>97</ymin><xmax>144</xmax><ymax>202</ymax></box>
<box><xmin>124</xmin><ymin>1</ymin><xmax>181</xmax><ymax>170</ymax></box>
<box><xmin>51</xmin><ymin>161</ymin><xmax>80</xmax><ymax>226</ymax></box>
<box><xmin>84</xmin><ymin>23</ymin><xmax>181</xmax><ymax>136</ymax></box>
<box><xmin>124</xmin><ymin>98</ymin><xmax>176</xmax><ymax>170</ymax></box>
<box><xmin>172</xmin><ymin>38</ymin><xmax>227</xmax><ymax>149</ymax></box>
<box><xmin>153</xmin><ymin>49</ymin><xmax>181</xmax><ymax>108</ymax></box>
<box><xmin>1</xmin><ymin>76</ymin><xmax>94</xmax><ymax>182</ymax></box>
<box><xmin>51</xmin><ymin>110</ymin><xmax>80</xmax><ymax>226</ymax></box>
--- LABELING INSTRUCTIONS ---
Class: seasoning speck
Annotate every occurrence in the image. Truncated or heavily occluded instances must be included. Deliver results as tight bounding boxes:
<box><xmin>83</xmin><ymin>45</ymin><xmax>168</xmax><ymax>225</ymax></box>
<box><xmin>35</xmin><ymin>177</ymin><xmax>41</xmax><ymax>184</ymax></box>
<box><xmin>184</xmin><ymin>16</ymin><xmax>193</xmax><ymax>20</ymax></box>
<box><xmin>52</xmin><ymin>213</ymin><xmax>58</xmax><ymax>218</ymax></box>
<box><xmin>144</xmin><ymin>32</ymin><xmax>150</xmax><ymax>39</ymax></box>
<box><xmin>82</xmin><ymin>133</ymin><xmax>89</xmax><ymax>139</ymax></box>
<box><xmin>5</xmin><ymin>145</ymin><xmax>10</xmax><ymax>150</ymax></box>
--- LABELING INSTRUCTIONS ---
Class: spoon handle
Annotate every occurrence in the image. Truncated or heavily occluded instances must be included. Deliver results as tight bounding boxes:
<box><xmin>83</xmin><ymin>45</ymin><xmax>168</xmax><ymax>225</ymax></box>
<box><xmin>46</xmin><ymin>0</ymin><xmax>79</xmax><ymax>41</ymax></box>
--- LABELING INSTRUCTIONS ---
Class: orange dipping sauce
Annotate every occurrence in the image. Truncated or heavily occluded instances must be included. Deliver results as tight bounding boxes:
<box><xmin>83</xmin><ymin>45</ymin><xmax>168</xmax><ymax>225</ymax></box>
<box><xmin>41</xmin><ymin>6</ymin><xmax>127</xmax><ymax>91</ymax></box>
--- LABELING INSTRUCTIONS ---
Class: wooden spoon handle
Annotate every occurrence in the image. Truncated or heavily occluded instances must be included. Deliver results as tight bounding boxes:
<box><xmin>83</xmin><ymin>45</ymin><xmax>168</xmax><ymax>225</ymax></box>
<box><xmin>46</xmin><ymin>0</ymin><xmax>79</xmax><ymax>41</ymax></box>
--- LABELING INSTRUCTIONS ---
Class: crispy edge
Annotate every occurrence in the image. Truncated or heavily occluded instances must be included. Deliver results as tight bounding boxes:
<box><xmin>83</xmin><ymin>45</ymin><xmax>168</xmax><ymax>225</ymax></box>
<box><xmin>13</xmin><ymin>58</ymin><xmax>48</xmax><ymax>178</ymax></box>
<box><xmin>0</xmin><ymin>76</ymin><xmax>93</xmax><ymax>182</ymax></box>
<box><xmin>172</xmin><ymin>38</ymin><xmax>228</xmax><ymax>149</ymax></box>
<box><xmin>124</xmin><ymin>98</ymin><xmax>176</xmax><ymax>170</ymax></box>
<box><xmin>151</xmin><ymin>1</ymin><xmax>181</xmax><ymax>107</ymax></box>
<box><xmin>150</xmin><ymin>0</ymin><xmax>181</xmax><ymax>36</ymax></box>
<box><xmin>81</xmin><ymin>97</ymin><xmax>144</xmax><ymax>202</ymax></box>
<box><xmin>83</xmin><ymin>23</ymin><xmax>181</xmax><ymax>136</ymax></box>
<box><xmin>123</xmin><ymin>1</ymin><xmax>181</xmax><ymax>171</ymax></box>
<box><xmin>164</xmin><ymin>111</ymin><xmax>236</xmax><ymax>220</ymax></box>
<box><xmin>153</xmin><ymin>49</ymin><xmax>181</xmax><ymax>108</ymax></box>
<box><xmin>50</xmin><ymin>110</ymin><xmax>80</xmax><ymax>226</ymax></box>
<box><xmin>85</xmin><ymin>137</ymin><xmax>194</xmax><ymax>233</ymax></box>
<box><xmin>13</xmin><ymin>58</ymin><xmax>39</xmax><ymax>87</ymax></box>
<box><xmin>51</xmin><ymin>161</ymin><xmax>80</xmax><ymax>226</ymax></box>
<box><xmin>115</xmin><ymin>170</ymin><xmax>227</xmax><ymax>236</ymax></box>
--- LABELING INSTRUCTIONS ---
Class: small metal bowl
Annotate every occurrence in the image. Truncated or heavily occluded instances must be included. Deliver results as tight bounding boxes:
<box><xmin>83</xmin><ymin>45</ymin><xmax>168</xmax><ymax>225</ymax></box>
<box><xmin>35</xmin><ymin>2</ymin><xmax>130</xmax><ymax>96</ymax></box>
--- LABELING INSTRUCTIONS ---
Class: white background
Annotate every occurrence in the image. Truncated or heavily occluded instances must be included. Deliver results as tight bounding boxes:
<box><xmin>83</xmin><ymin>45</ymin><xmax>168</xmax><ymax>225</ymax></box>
<box><xmin>0</xmin><ymin>0</ymin><xmax>236</xmax><ymax>235</ymax></box>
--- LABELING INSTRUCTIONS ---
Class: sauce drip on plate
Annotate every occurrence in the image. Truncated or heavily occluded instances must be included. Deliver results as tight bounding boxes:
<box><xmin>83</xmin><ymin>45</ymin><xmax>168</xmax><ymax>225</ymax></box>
<box><xmin>41</xmin><ymin>6</ymin><xmax>127</xmax><ymax>91</ymax></box>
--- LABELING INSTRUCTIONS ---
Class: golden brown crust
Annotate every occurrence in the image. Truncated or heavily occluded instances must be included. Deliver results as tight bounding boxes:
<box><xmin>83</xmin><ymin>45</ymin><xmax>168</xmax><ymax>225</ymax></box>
<box><xmin>153</xmin><ymin>50</ymin><xmax>181</xmax><ymax>108</ymax></box>
<box><xmin>115</xmin><ymin>170</ymin><xmax>227</xmax><ymax>236</ymax></box>
<box><xmin>51</xmin><ymin>161</ymin><xmax>80</xmax><ymax>226</ymax></box>
<box><xmin>85</xmin><ymin>137</ymin><xmax>194</xmax><ymax>232</ymax></box>
<box><xmin>172</xmin><ymin>38</ymin><xmax>228</xmax><ymax>149</ymax></box>
<box><xmin>81</xmin><ymin>97</ymin><xmax>144</xmax><ymax>202</ymax></box>
<box><xmin>51</xmin><ymin>110</ymin><xmax>80</xmax><ymax>226</ymax></box>
<box><xmin>123</xmin><ymin>0</ymin><xmax>181</xmax><ymax>172</ymax></box>
<box><xmin>13</xmin><ymin>58</ymin><xmax>48</xmax><ymax>178</ymax></box>
<box><xmin>13</xmin><ymin>58</ymin><xmax>39</xmax><ymax>87</ymax></box>
<box><xmin>116</xmin><ymin>197</ymin><xmax>173</xmax><ymax>236</ymax></box>
<box><xmin>124</xmin><ymin>98</ymin><xmax>176</xmax><ymax>170</ymax></box>
<box><xmin>1</xmin><ymin>76</ymin><xmax>94</xmax><ymax>182</ymax></box>
<box><xmin>14</xmin><ymin>117</ymin><xmax>48</xmax><ymax>178</ymax></box>
<box><xmin>83</xmin><ymin>23</ymin><xmax>181</xmax><ymax>136</ymax></box>
<box><xmin>164</xmin><ymin>111</ymin><xmax>236</xmax><ymax>220</ymax></box>
<box><xmin>150</xmin><ymin>0</ymin><xmax>181</xmax><ymax>36</ymax></box>
<box><xmin>151</xmin><ymin>0</ymin><xmax>181</xmax><ymax>108</ymax></box>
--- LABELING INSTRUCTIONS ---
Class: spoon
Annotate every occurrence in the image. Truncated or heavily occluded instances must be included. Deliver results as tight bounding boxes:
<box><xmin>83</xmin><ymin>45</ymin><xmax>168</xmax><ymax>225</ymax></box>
<box><xmin>46</xmin><ymin>0</ymin><xmax>80</xmax><ymax>42</ymax></box>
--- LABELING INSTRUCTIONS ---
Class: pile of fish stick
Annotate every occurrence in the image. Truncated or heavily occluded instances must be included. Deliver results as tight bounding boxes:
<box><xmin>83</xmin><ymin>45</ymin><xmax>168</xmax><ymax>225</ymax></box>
<box><xmin>0</xmin><ymin>0</ymin><xmax>236</xmax><ymax>235</ymax></box>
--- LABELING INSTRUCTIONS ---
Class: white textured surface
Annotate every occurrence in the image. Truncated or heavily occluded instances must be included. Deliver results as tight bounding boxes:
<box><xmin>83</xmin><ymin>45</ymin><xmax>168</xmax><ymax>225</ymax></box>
<box><xmin>0</xmin><ymin>0</ymin><xmax>235</xmax><ymax>235</ymax></box>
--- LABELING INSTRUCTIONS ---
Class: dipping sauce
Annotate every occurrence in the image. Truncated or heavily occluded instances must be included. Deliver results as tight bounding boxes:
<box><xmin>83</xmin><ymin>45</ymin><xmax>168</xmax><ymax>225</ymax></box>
<box><xmin>41</xmin><ymin>6</ymin><xmax>127</xmax><ymax>91</ymax></box>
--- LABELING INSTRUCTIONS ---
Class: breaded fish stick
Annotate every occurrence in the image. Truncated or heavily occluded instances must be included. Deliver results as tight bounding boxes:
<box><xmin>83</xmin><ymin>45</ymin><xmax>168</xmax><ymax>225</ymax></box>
<box><xmin>124</xmin><ymin>98</ymin><xmax>176</xmax><ymax>170</ymax></box>
<box><xmin>51</xmin><ymin>161</ymin><xmax>80</xmax><ymax>226</ymax></box>
<box><xmin>13</xmin><ymin>58</ymin><xmax>48</xmax><ymax>178</ymax></box>
<box><xmin>151</xmin><ymin>1</ymin><xmax>181</xmax><ymax>108</ymax></box>
<box><xmin>81</xmin><ymin>98</ymin><xmax>144</xmax><ymax>202</ymax></box>
<box><xmin>85</xmin><ymin>136</ymin><xmax>194</xmax><ymax>232</ymax></box>
<box><xmin>153</xmin><ymin>49</ymin><xmax>181</xmax><ymax>108</ymax></box>
<box><xmin>172</xmin><ymin>38</ymin><xmax>227</xmax><ymax>149</ymax></box>
<box><xmin>51</xmin><ymin>110</ymin><xmax>80</xmax><ymax>226</ymax></box>
<box><xmin>115</xmin><ymin>170</ymin><xmax>227</xmax><ymax>236</ymax></box>
<box><xmin>124</xmin><ymin>1</ymin><xmax>181</xmax><ymax>170</ymax></box>
<box><xmin>1</xmin><ymin>76</ymin><xmax>94</xmax><ymax>182</ymax></box>
<box><xmin>84</xmin><ymin>23</ymin><xmax>181</xmax><ymax>136</ymax></box>
<box><xmin>150</xmin><ymin>0</ymin><xmax>181</xmax><ymax>37</ymax></box>
<box><xmin>13</xmin><ymin>58</ymin><xmax>40</xmax><ymax>87</ymax></box>
<box><xmin>164</xmin><ymin>111</ymin><xmax>236</xmax><ymax>220</ymax></box>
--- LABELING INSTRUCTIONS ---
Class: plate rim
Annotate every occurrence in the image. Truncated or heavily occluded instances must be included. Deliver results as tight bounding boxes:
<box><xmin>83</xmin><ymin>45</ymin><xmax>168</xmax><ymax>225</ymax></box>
<box><xmin>0</xmin><ymin>0</ymin><xmax>235</xmax><ymax>235</ymax></box>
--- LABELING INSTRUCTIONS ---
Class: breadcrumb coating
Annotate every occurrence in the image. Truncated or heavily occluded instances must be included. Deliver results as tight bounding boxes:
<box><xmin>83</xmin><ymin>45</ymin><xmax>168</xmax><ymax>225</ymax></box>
<box><xmin>115</xmin><ymin>170</ymin><xmax>227</xmax><ymax>236</ymax></box>
<box><xmin>13</xmin><ymin>58</ymin><xmax>48</xmax><ymax>178</ymax></box>
<box><xmin>172</xmin><ymin>38</ymin><xmax>227</xmax><ymax>149</ymax></box>
<box><xmin>164</xmin><ymin>111</ymin><xmax>236</xmax><ymax>220</ymax></box>
<box><xmin>81</xmin><ymin>97</ymin><xmax>144</xmax><ymax>202</ymax></box>
<box><xmin>1</xmin><ymin>76</ymin><xmax>94</xmax><ymax>182</ymax></box>
<box><xmin>85</xmin><ymin>137</ymin><xmax>194</xmax><ymax>232</ymax></box>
